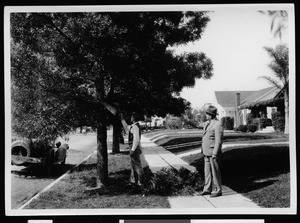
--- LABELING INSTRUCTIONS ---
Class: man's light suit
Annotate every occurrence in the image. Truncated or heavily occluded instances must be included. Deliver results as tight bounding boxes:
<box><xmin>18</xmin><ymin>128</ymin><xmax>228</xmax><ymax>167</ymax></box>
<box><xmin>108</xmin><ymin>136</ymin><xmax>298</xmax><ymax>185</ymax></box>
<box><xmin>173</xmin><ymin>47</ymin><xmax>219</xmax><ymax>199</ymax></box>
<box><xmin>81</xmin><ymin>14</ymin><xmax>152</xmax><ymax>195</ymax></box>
<box><xmin>202</xmin><ymin>118</ymin><xmax>224</xmax><ymax>194</ymax></box>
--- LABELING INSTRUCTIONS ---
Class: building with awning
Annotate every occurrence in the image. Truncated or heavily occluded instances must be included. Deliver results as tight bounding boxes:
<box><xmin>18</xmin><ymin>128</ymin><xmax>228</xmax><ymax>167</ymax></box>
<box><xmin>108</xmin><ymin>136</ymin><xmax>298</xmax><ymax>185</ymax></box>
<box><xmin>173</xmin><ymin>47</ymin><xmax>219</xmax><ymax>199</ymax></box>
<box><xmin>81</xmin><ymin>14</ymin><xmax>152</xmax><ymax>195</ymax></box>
<box><xmin>214</xmin><ymin>86</ymin><xmax>284</xmax><ymax>127</ymax></box>
<box><xmin>239</xmin><ymin>86</ymin><xmax>284</xmax><ymax>121</ymax></box>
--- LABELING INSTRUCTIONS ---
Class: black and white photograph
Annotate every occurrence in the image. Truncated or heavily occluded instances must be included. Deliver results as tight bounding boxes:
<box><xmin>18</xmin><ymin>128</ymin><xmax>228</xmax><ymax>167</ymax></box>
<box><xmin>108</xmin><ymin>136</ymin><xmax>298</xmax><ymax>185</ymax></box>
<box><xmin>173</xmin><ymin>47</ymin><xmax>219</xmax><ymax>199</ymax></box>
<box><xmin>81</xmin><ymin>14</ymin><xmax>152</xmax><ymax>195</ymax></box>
<box><xmin>4</xmin><ymin>3</ymin><xmax>296</xmax><ymax>217</ymax></box>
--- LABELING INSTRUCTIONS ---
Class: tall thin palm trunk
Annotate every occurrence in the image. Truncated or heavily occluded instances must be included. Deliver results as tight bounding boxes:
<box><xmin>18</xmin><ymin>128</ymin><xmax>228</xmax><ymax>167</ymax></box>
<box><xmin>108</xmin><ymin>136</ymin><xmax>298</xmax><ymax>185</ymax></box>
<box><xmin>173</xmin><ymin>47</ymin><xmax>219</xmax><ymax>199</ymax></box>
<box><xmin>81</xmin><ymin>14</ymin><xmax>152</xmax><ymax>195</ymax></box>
<box><xmin>284</xmin><ymin>89</ymin><xmax>289</xmax><ymax>134</ymax></box>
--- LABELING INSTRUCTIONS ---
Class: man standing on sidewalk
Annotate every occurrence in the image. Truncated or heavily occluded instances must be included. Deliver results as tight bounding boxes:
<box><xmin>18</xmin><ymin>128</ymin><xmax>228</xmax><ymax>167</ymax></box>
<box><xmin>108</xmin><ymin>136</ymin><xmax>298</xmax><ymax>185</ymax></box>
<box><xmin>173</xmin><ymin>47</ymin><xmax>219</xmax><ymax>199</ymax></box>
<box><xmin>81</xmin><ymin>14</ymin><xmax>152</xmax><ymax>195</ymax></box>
<box><xmin>200</xmin><ymin>105</ymin><xmax>224</xmax><ymax>198</ymax></box>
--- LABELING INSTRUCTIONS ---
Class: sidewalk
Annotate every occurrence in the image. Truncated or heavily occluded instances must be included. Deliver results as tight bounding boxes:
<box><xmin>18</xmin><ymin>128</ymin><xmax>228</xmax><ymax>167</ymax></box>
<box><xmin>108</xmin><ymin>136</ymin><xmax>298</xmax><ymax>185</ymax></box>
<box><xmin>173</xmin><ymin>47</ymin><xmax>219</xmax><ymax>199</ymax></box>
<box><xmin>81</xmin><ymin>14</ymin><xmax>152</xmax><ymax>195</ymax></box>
<box><xmin>141</xmin><ymin>135</ymin><xmax>260</xmax><ymax>209</ymax></box>
<box><xmin>141</xmin><ymin>136</ymin><xmax>196</xmax><ymax>173</ymax></box>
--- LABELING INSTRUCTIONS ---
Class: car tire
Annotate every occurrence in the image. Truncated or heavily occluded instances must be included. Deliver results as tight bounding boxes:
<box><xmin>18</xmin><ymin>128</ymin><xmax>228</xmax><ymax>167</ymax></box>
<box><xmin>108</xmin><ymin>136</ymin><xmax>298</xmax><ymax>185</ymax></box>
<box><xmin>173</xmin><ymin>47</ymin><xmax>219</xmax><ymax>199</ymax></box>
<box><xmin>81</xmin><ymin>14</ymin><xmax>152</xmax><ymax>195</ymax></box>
<box><xmin>11</xmin><ymin>139</ymin><xmax>31</xmax><ymax>166</ymax></box>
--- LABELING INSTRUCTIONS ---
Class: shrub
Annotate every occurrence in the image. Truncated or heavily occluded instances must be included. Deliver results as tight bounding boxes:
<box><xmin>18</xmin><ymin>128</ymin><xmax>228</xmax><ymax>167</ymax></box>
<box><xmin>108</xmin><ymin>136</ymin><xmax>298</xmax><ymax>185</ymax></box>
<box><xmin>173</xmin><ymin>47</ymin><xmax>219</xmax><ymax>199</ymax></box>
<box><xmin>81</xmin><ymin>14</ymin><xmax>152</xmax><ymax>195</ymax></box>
<box><xmin>272</xmin><ymin>112</ymin><xmax>285</xmax><ymax>132</ymax></box>
<box><xmin>184</xmin><ymin>120</ymin><xmax>198</xmax><ymax>129</ymax></box>
<box><xmin>252</xmin><ymin>118</ymin><xmax>260</xmax><ymax>129</ymax></box>
<box><xmin>247</xmin><ymin>124</ymin><xmax>257</xmax><ymax>133</ymax></box>
<box><xmin>166</xmin><ymin>116</ymin><xmax>182</xmax><ymax>130</ymax></box>
<box><xmin>221</xmin><ymin>116</ymin><xmax>234</xmax><ymax>130</ymax></box>
<box><xmin>260</xmin><ymin>117</ymin><xmax>273</xmax><ymax>129</ymax></box>
<box><xmin>238</xmin><ymin>124</ymin><xmax>248</xmax><ymax>133</ymax></box>
<box><xmin>246</xmin><ymin>113</ymin><xmax>254</xmax><ymax>125</ymax></box>
<box><xmin>143</xmin><ymin>167</ymin><xmax>203</xmax><ymax>196</ymax></box>
<box><xmin>144</xmin><ymin>168</ymin><xmax>182</xmax><ymax>196</ymax></box>
<box><xmin>252</xmin><ymin>117</ymin><xmax>272</xmax><ymax>130</ymax></box>
<box><xmin>177</xmin><ymin>167</ymin><xmax>204</xmax><ymax>191</ymax></box>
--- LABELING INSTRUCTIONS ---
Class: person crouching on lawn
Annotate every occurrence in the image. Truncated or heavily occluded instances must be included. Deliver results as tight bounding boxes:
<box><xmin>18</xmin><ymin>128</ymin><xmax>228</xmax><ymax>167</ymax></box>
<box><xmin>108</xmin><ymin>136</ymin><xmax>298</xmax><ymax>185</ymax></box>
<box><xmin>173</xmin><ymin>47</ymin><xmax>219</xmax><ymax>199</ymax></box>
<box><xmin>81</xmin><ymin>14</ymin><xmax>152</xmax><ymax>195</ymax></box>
<box><xmin>121</xmin><ymin>112</ymin><xmax>144</xmax><ymax>186</ymax></box>
<box><xmin>200</xmin><ymin>105</ymin><xmax>224</xmax><ymax>198</ymax></box>
<box><xmin>55</xmin><ymin>141</ymin><xmax>69</xmax><ymax>163</ymax></box>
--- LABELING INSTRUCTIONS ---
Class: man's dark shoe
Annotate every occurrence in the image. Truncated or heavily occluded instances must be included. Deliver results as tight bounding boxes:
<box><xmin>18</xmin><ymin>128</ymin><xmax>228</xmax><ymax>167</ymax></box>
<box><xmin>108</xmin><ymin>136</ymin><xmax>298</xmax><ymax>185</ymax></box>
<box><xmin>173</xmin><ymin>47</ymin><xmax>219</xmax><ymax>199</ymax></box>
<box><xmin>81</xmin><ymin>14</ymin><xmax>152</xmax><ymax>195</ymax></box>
<box><xmin>200</xmin><ymin>191</ymin><xmax>211</xmax><ymax>196</ymax></box>
<box><xmin>210</xmin><ymin>192</ymin><xmax>222</xmax><ymax>198</ymax></box>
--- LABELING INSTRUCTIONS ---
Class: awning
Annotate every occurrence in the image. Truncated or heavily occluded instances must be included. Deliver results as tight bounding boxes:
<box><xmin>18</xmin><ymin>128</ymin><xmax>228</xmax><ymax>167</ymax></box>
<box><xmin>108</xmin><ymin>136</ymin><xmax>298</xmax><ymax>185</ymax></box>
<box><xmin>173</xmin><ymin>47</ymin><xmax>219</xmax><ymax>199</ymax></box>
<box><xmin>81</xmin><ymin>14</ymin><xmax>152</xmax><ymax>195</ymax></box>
<box><xmin>239</xmin><ymin>97</ymin><xmax>284</xmax><ymax>109</ymax></box>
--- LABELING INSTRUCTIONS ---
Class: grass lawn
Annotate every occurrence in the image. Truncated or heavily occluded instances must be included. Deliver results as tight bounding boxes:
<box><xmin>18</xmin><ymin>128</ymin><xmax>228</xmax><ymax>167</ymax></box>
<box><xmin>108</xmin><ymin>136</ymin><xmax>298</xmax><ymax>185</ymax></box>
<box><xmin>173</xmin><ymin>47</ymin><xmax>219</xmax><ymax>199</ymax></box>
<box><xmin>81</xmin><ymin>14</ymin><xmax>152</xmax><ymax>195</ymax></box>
<box><xmin>181</xmin><ymin>144</ymin><xmax>290</xmax><ymax>208</ymax></box>
<box><xmin>25</xmin><ymin>144</ymin><xmax>170</xmax><ymax>209</ymax></box>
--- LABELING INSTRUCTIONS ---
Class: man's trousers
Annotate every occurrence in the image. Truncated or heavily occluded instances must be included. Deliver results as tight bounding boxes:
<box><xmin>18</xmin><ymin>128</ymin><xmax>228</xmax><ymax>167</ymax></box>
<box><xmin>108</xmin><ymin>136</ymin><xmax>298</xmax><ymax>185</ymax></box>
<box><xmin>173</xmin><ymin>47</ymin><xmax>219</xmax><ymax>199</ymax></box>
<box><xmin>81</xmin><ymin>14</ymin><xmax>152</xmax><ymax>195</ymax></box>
<box><xmin>129</xmin><ymin>149</ymin><xmax>144</xmax><ymax>185</ymax></box>
<box><xmin>203</xmin><ymin>155</ymin><xmax>222</xmax><ymax>193</ymax></box>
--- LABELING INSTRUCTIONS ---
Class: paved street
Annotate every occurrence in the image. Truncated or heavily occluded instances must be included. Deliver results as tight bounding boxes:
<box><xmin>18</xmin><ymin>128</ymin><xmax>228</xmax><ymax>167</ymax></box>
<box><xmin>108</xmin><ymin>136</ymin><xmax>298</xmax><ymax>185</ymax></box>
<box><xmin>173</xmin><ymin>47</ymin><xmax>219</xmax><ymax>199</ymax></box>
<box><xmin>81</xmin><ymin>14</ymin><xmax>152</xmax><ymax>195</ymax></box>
<box><xmin>10</xmin><ymin>131</ymin><xmax>113</xmax><ymax>209</ymax></box>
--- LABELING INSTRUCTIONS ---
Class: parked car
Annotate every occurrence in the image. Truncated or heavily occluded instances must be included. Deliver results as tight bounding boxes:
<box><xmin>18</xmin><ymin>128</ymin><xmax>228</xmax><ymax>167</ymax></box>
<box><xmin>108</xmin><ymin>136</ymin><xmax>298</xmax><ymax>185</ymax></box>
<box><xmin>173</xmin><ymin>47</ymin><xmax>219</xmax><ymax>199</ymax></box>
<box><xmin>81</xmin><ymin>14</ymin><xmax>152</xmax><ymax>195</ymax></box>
<box><xmin>11</xmin><ymin>137</ymin><xmax>69</xmax><ymax>175</ymax></box>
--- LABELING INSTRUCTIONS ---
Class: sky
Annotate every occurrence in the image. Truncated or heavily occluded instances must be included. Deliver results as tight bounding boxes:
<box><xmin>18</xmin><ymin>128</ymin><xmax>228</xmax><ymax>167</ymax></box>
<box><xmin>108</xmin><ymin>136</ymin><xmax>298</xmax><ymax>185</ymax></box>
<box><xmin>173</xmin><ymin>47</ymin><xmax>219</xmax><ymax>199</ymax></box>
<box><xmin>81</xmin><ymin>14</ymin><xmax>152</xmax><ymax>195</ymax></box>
<box><xmin>173</xmin><ymin>7</ymin><xmax>289</xmax><ymax>109</ymax></box>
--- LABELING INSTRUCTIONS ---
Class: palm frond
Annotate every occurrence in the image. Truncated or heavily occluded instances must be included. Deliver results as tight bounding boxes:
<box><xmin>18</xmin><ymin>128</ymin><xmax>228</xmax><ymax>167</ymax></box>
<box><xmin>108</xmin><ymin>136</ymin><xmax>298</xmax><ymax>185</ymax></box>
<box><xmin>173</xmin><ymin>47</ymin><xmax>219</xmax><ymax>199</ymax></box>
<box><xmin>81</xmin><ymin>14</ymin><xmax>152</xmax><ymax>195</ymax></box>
<box><xmin>258</xmin><ymin>75</ymin><xmax>283</xmax><ymax>89</ymax></box>
<box><xmin>263</xmin><ymin>10</ymin><xmax>288</xmax><ymax>40</ymax></box>
<box><xmin>258</xmin><ymin>10</ymin><xmax>266</xmax><ymax>15</ymax></box>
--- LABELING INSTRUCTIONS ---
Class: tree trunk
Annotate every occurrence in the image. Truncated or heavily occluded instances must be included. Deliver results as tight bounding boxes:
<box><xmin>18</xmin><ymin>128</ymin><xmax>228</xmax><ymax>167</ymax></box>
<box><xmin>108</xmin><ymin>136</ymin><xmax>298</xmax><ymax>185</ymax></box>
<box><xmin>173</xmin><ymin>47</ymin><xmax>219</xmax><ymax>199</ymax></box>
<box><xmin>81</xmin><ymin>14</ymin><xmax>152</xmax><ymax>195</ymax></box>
<box><xmin>95</xmin><ymin>75</ymin><xmax>109</xmax><ymax>186</ymax></box>
<box><xmin>112</xmin><ymin>118</ymin><xmax>120</xmax><ymax>153</ymax></box>
<box><xmin>96</xmin><ymin>121</ymin><xmax>108</xmax><ymax>186</ymax></box>
<box><xmin>284</xmin><ymin>89</ymin><xmax>289</xmax><ymax>134</ymax></box>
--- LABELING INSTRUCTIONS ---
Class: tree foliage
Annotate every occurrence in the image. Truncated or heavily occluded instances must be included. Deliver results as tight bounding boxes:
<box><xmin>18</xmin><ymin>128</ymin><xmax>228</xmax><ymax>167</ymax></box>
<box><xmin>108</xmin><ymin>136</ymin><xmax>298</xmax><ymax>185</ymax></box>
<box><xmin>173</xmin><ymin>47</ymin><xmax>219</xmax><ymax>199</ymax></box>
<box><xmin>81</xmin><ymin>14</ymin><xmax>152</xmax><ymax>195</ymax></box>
<box><xmin>11</xmin><ymin>11</ymin><xmax>214</xmax><ymax>184</ymax></box>
<box><xmin>259</xmin><ymin>44</ymin><xmax>289</xmax><ymax>134</ymax></box>
<box><xmin>259</xmin><ymin>9</ymin><xmax>289</xmax><ymax>135</ymax></box>
<box><xmin>262</xmin><ymin>44</ymin><xmax>289</xmax><ymax>91</ymax></box>
<box><xmin>11</xmin><ymin>12</ymin><xmax>213</xmax><ymax>116</ymax></box>
<box><xmin>11</xmin><ymin>41</ymin><xmax>73</xmax><ymax>141</ymax></box>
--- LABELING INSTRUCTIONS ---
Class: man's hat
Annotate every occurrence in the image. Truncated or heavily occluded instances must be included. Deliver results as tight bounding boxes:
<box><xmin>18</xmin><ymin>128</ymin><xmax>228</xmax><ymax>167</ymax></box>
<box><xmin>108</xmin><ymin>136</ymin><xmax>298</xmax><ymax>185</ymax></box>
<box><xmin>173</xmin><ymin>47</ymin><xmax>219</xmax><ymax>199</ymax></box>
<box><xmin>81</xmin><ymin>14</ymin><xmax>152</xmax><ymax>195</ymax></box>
<box><xmin>206</xmin><ymin>105</ymin><xmax>218</xmax><ymax>116</ymax></box>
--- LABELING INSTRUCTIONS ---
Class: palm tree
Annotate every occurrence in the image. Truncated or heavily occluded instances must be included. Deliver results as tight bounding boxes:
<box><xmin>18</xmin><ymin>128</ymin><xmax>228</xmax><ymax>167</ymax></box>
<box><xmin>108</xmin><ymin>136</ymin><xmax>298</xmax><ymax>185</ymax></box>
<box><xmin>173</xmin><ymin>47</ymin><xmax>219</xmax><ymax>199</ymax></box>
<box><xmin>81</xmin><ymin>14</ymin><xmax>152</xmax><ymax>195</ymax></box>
<box><xmin>260</xmin><ymin>44</ymin><xmax>289</xmax><ymax>134</ymax></box>
<box><xmin>259</xmin><ymin>10</ymin><xmax>288</xmax><ymax>40</ymax></box>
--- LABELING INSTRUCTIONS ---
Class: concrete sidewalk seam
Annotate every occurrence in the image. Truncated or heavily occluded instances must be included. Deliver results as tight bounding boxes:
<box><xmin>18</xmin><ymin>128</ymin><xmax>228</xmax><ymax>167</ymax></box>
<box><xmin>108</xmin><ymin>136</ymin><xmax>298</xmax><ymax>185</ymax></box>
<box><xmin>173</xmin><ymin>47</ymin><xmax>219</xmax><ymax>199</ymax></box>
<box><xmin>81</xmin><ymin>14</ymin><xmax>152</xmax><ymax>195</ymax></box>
<box><xmin>203</xmin><ymin>196</ymin><xmax>217</xmax><ymax>208</ymax></box>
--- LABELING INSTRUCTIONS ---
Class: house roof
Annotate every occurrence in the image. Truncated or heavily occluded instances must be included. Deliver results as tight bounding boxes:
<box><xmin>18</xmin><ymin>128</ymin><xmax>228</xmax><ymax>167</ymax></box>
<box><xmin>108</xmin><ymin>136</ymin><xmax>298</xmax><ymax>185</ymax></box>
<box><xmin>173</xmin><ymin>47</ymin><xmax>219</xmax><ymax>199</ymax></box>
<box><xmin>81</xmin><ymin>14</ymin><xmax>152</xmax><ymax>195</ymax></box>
<box><xmin>215</xmin><ymin>86</ymin><xmax>282</xmax><ymax>109</ymax></box>
<box><xmin>215</xmin><ymin>91</ymin><xmax>255</xmax><ymax>107</ymax></box>
<box><xmin>239</xmin><ymin>86</ymin><xmax>281</xmax><ymax>109</ymax></box>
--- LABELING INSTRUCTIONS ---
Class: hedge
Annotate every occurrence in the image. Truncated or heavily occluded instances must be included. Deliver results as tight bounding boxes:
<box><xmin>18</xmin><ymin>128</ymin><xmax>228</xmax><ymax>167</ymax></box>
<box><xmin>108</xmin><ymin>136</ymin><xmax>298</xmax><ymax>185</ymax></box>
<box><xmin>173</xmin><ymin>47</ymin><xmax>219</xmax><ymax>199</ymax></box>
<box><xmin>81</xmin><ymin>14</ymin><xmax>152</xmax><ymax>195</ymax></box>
<box><xmin>238</xmin><ymin>124</ymin><xmax>248</xmax><ymax>133</ymax></box>
<box><xmin>252</xmin><ymin>117</ymin><xmax>272</xmax><ymax>130</ymax></box>
<box><xmin>272</xmin><ymin>112</ymin><xmax>285</xmax><ymax>132</ymax></box>
<box><xmin>221</xmin><ymin>116</ymin><xmax>234</xmax><ymax>130</ymax></box>
<box><xmin>248</xmin><ymin>124</ymin><xmax>257</xmax><ymax>133</ymax></box>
